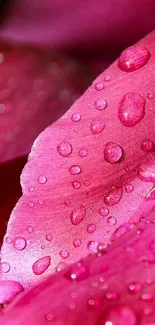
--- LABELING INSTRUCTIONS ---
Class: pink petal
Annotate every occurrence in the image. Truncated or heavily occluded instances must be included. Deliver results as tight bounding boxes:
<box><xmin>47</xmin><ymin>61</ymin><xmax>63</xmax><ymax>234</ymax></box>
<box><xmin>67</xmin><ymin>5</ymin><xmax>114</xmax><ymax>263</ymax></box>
<box><xmin>1</xmin><ymin>31</ymin><xmax>155</xmax><ymax>301</ymax></box>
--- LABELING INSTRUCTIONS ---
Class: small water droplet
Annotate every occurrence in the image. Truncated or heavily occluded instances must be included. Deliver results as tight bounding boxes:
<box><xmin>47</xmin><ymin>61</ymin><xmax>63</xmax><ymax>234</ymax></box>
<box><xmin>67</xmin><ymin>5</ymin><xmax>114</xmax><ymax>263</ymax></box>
<box><xmin>46</xmin><ymin>314</ymin><xmax>54</xmax><ymax>322</ymax></box>
<box><xmin>99</xmin><ymin>207</ymin><xmax>109</xmax><ymax>217</ymax></box>
<box><xmin>141</xmin><ymin>139</ymin><xmax>154</xmax><ymax>152</ymax></box>
<box><xmin>147</xmin><ymin>92</ymin><xmax>154</xmax><ymax>100</ymax></box>
<box><xmin>88</xmin><ymin>297</ymin><xmax>101</xmax><ymax>308</ymax></box>
<box><xmin>71</xmin><ymin>112</ymin><xmax>81</xmax><ymax>122</ymax></box>
<box><xmin>38</xmin><ymin>199</ymin><xmax>44</xmax><ymax>205</ymax></box>
<box><xmin>125</xmin><ymin>184</ymin><xmax>134</xmax><ymax>193</ymax></box>
<box><xmin>1</xmin><ymin>262</ymin><xmax>10</xmax><ymax>273</ymax></box>
<box><xmin>104</xmin><ymin>186</ymin><xmax>123</xmax><ymax>206</ymax></box>
<box><xmin>72</xmin><ymin>180</ymin><xmax>81</xmax><ymax>189</ymax></box>
<box><xmin>32</xmin><ymin>256</ymin><xmax>51</xmax><ymax>275</ymax></box>
<box><xmin>41</xmin><ymin>244</ymin><xmax>45</xmax><ymax>250</ymax></box>
<box><xmin>104</xmin><ymin>75</ymin><xmax>111</xmax><ymax>82</ymax></box>
<box><xmin>70</xmin><ymin>205</ymin><xmax>86</xmax><ymax>225</ymax></box>
<box><xmin>46</xmin><ymin>234</ymin><xmax>53</xmax><ymax>242</ymax></box>
<box><xmin>94</xmin><ymin>97</ymin><xmax>107</xmax><ymax>110</ymax></box>
<box><xmin>111</xmin><ymin>222</ymin><xmax>130</xmax><ymax>241</ymax></box>
<box><xmin>104</xmin><ymin>142</ymin><xmax>123</xmax><ymax>164</ymax></box>
<box><xmin>69</xmin><ymin>165</ymin><xmax>81</xmax><ymax>175</ymax></box>
<box><xmin>138</xmin><ymin>153</ymin><xmax>155</xmax><ymax>182</ymax></box>
<box><xmin>78</xmin><ymin>148</ymin><xmax>87</xmax><ymax>157</ymax></box>
<box><xmin>5</xmin><ymin>237</ymin><xmax>12</xmax><ymax>244</ymax></box>
<box><xmin>106</xmin><ymin>292</ymin><xmax>119</xmax><ymax>301</ymax></box>
<box><xmin>57</xmin><ymin>141</ymin><xmax>72</xmax><ymax>157</ymax></box>
<box><xmin>64</xmin><ymin>262</ymin><xmax>89</xmax><ymax>281</ymax></box>
<box><xmin>95</xmin><ymin>82</ymin><xmax>104</xmax><ymax>91</ymax></box>
<box><xmin>90</xmin><ymin>118</ymin><xmax>105</xmax><ymax>134</ymax></box>
<box><xmin>0</xmin><ymin>280</ymin><xmax>24</xmax><ymax>304</ymax></box>
<box><xmin>28</xmin><ymin>201</ymin><xmax>34</xmax><ymax>207</ymax></box>
<box><xmin>73</xmin><ymin>239</ymin><xmax>82</xmax><ymax>248</ymax></box>
<box><xmin>64</xmin><ymin>200</ymin><xmax>71</xmax><ymax>207</ymax></box>
<box><xmin>38</xmin><ymin>175</ymin><xmax>47</xmax><ymax>184</ymax></box>
<box><xmin>118</xmin><ymin>46</ymin><xmax>150</xmax><ymax>72</ymax></box>
<box><xmin>59</xmin><ymin>250</ymin><xmax>69</xmax><ymax>259</ymax></box>
<box><xmin>87</xmin><ymin>223</ymin><xmax>96</xmax><ymax>233</ymax></box>
<box><xmin>128</xmin><ymin>282</ymin><xmax>142</xmax><ymax>294</ymax></box>
<box><xmin>87</xmin><ymin>240</ymin><xmax>98</xmax><ymax>253</ymax></box>
<box><xmin>13</xmin><ymin>237</ymin><xmax>27</xmax><ymax>251</ymax></box>
<box><xmin>107</xmin><ymin>216</ymin><xmax>117</xmax><ymax>225</ymax></box>
<box><xmin>118</xmin><ymin>92</ymin><xmax>145</xmax><ymax>127</ymax></box>
<box><xmin>28</xmin><ymin>186</ymin><xmax>34</xmax><ymax>192</ymax></box>
<box><xmin>100</xmin><ymin>305</ymin><xmax>139</xmax><ymax>325</ymax></box>
<box><xmin>27</xmin><ymin>226</ymin><xmax>33</xmax><ymax>233</ymax></box>
<box><xmin>84</xmin><ymin>180</ymin><xmax>90</xmax><ymax>186</ymax></box>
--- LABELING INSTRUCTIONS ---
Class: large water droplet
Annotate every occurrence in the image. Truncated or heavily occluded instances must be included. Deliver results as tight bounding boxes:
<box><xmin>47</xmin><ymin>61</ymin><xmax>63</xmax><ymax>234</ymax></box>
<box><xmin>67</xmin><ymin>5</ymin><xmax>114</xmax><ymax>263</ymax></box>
<box><xmin>64</xmin><ymin>262</ymin><xmax>89</xmax><ymax>281</ymax></box>
<box><xmin>138</xmin><ymin>153</ymin><xmax>155</xmax><ymax>182</ymax></box>
<box><xmin>141</xmin><ymin>139</ymin><xmax>154</xmax><ymax>152</ymax></box>
<box><xmin>104</xmin><ymin>142</ymin><xmax>123</xmax><ymax>164</ymax></box>
<box><xmin>104</xmin><ymin>186</ymin><xmax>123</xmax><ymax>206</ymax></box>
<box><xmin>38</xmin><ymin>175</ymin><xmax>47</xmax><ymax>184</ymax></box>
<box><xmin>13</xmin><ymin>237</ymin><xmax>27</xmax><ymax>250</ymax></box>
<box><xmin>118</xmin><ymin>92</ymin><xmax>145</xmax><ymax>127</ymax></box>
<box><xmin>32</xmin><ymin>256</ymin><xmax>51</xmax><ymax>275</ymax></box>
<box><xmin>0</xmin><ymin>280</ymin><xmax>24</xmax><ymax>304</ymax></box>
<box><xmin>100</xmin><ymin>305</ymin><xmax>139</xmax><ymax>325</ymax></box>
<box><xmin>118</xmin><ymin>46</ymin><xmax>150</xmax><ymax>72</ymax></box>
<box><xmin>57</xmin><ymin>141</ymin><xmax>72</xmax><ymax>157</ymax></box>
<box><xmin>94</xmin><ymin>97</ymin><xmax>107</xmax><ymax>110</ymax></box>
<box><xmin>69</xmin><ymin>165</ymin><xmax>81</xmax><ymax>175</ymax></box>
<box><xmin>90</xmin><ymin>118</ymin><xmax>105</xmax><ymax>134</ymax></box>
<box><xmin>70</xmin><ymin>205</ymin><xmax>86</xmax><ymax>225</ymax></box>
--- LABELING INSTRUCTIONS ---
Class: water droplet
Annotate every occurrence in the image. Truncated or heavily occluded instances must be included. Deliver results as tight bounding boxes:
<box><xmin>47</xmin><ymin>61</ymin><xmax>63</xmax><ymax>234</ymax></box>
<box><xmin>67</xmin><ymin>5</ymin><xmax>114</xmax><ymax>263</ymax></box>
<box><xmin>27</xmin><ymin>226</ymin><xmax>33</xmax><ymax>233</ymax></box>
<box><xmin>71</xmin><ymin>112</ymin><xmax>81</xmax><ymax>122</ymax></box>
<box><xmin>111</xmin><ymin>222</ymin><xmax>130</xmax><ymax>241</ymax></box>
<box><xmin>104</xmin><ymin>75</ymin><xmax>111</xmax><ymax>82</ymax></box>
<box><xmin>32</xmin><ymin>256</ymin><xmax>51</xmax><ymax>275</ymax></box>
<box><xmin>138</xmin><ymin>153</ymin><xmax>155</xmax><ymax>182</ymax></box>
<box><xmin>70</xmin><ymin>205</ymin><xmax>86</xmax><ymax>225</ymax></box>
<box><xmin>118</xmin><ymin>92</ymin><xmax>145</xmax><ymax>127</ymax></box>
<box><xmin>5</xmin><ymin>237</ymin><xmax>12</xmax><ymax>244</ymax></box>
<box><xmin>90</xmin><ymin>118</ymin><xmax>105</xmax><ymax>134</ymax></box>
<box><xmin>69</xmin><ymin>165</ymin><xmax>81</xmax><ymax>175</ymax></box>
<box><xmin>64</xmin><ymin>200</ymin><xmax>71</xmax><ymax>207</ymax></box>
<box><xmin>118</xmin><ymin>46</ymin><xmax>150</xmax><ymax>72</ymax></box>
<box><xmin>141</xmin><ymin>139</ymin><xmax>154</xmax><ymax>152</ymax></box>
<box><xmin>100</xmin><ymin>305</ymin><xmax>139</xmax><ymax>325</ymax></box>
<box><xmin>64</xmin><ymin>262</ymin><xmax>89</xmax><ymax>281</ymax></box>
<box><xmin>95</xmin><ymin>82</ymin><xmax>104</xmax><ymax>91</ymax></box>
<box><xmin>41</xmin><ymin>244</ymin><xmax>45</xmax><ymax>250</ymax></box>
<box><xmin>87</xmin><ymin>240</ymin><xmax>98</xmax><ymax>253</ymax></box>
<box><xmin>56</xmin><ymin>262</ymin><xmax>67</xmax><ymax>272</ymax></box>
<box><xmin>13</xmin><ymin>237</ymin><xmax>27</xmax><ymax>250</ymax></box>
<box><xmin>84</xmin><ymin>180</ymin><xmax>90</xmax><ymax>186</ymax></box>
<box><xmin>128</xmin><ymin>282</ymin><xmax>142</xmax><ymax>294</ymax></box>
<box><xmin>147</xmin><ymin>92</ymin><xmax>154</xmax><ymax>100</ymax></box>
<box><xmin>59</xmin><ymin>250</ymin><xmax>69</xmax><ymax>259</ymax></box>
<box><xmin>125</xmin><ymin>184</ymin><xmax>134</xmax><ymax>193</ymax></box>
<box><xmin>38</xmin><ymin>199</ymin><xmax>44</xmax><ymax>205</ymax></box>
<box><xmin>99</xmin><ymin>207</ymin><xmax>109</xmax><ymax>217</ymax></box>
<box><xmin>73</xmin><ymin>239</ymin><xmax>82</xmax><ymax>248</ymax></box>
<box><xmin>104</xmin><ymin>142</ymin><xmax>123</xmax><ymax>164</ymax></box>
<box><xmin>107</xmin><ymin>216</ymin><xmax>117</xmax><ymax>225</ymax></box>
<box><xmin>104</xmin><ymin>186</ymin><xmax>123</xmax><ymax>206</ymax></box>
<box><xmin>141</xmin><ymin>292</ymin><xmax>154</xmax><ymax>301</ymax></box>
<box><xmin>38</xmin><ymin>175</ymin><xmax>47</xmax><ymax>184</ymax></box>
<box><xmin>28</xmin><ymin>186</ymin><xmax>34</xmax><ymax>192</ymax></box>
<box><xmin>46</xmin><ymin>314</ymin><xmax>54</xmax><ymax>322</ymax></box>
<box><xmin>87</xmin><ymin>223</ymin><xmax>96</xmax><ymax>233</ymax></box>
<box><xmin>1</xmin><ymin>262</ymin><xmax>10</xmax><ymax>273</ymax></box>
<box><xmin>46</xmin><ymin>234</ymin><xmax>53</xmax><ymax>242</ymax></box>
<box><xmin>94</xmin><ymin>97</ymin><xmax>107</xmax><ymax>110</ymax></box>
<box><xmin>57</xmin><ymin>141</ymin><xmax>72</xmax><ymax>157</ymax></box>
<box><xmin>28</xmin><ymin>201</ymin><xmax>34</xmax><ymax>207</ymax></box>
<box><xmin>88</xmin><ymin>297</ymin><xmax>101</xmax><ymax>308</ymax></box>
<box><xmin>72</xmin><ymin>180</ymin><xmax>81</xmax><ymax>189</ymax></box>
<box><xmin>78</xmin><ymin>148</ymin><xmax>87</xmax><ymax>157</ymax></box>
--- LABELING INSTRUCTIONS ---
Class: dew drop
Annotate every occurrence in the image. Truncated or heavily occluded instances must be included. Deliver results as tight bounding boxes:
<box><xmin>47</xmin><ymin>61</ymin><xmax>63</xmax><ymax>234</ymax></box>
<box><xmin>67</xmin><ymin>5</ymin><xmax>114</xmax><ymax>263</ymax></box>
<box><xmin>141</xmin><ymin>139</ymin><xmax>154</xmax><ymax>152</ymax></box>
<box><xmin>87</xmin><ymin>240</ymin><xmax>98</xmax><ymax>253</ymax></box>
<box><xmin>104</xmin><ymin>75</ymin><xmax>111</xmax><ymax>82</ymax></box>
<box><xmin>87</xmin><ymin>223</ymin><xmax>96</xmax><ymax>233</ymax></box>
<box><xmin>59</xmin><ymin>250</ymin><xmax>69</xmax><ymax>259</ymax></box>
<box><xmin>111</xmin><ymin>222</ymin><xmax>130</xmax><ymax>241</ymax></box>
<box><xmin>118</xmin><ymin>46</ymin><xmax>150</xmax><ymax>72</ymax></box>
<box><xmin>46</xmin><ymin>234</ymin><xmax>53</xmax><ymax>242</ymax></box>
<box><xmin>72</xmin><ymin>180</ymin><xmax>81</xmax><ymax>189</ymax></box>
<box><xmin>71</xmin><ymin>112</ymin><xmax>81</xmax><ymax>122</ymax></box>
<box><xmin>64</xmin><ymin>262</ymin><xmax>89</xmax><ymax>281</ymax></box>
<box><xmin>84</xmin><ymin>180</ymin><xmax>90</xmax><ymax>186</ymax></box>
<box><xmin>13</xmin><ymin>237</ymin><xmax>27</xmax><ymax>251</ymax></box>
<box><xmin>32</xmin><ymin>256</ymin><xmax>51</xmax><ymax>275</ymax></box>
<box><xmin>147</xmin><ymin>92</ymin><xmax>154</xmax><ymax>100</ymax></box>
<box><xmin>73</xmin><ymin>239</ymin><xmax>82</xmax><ymax>248</ymax></box>
<box><xmin>141</xmin><ymin>292</ymin><xmax>154</xmax><ymax>302</ymax></box>
<box><xmin>104</xmin><ymin>186</ymin><xmax>123</xmax><ymax>206</ymax></box>
<box><xmin>69</xmin><ymin>165</ymin><xmax>81</xmax><ymax>175</ymax></box>
<box><xmin>5</xmin><ymin>237</ymin><xmax>12</xmax><ymax>244</ymax></box>
<box><xmin>70</xmin><ymin>205</ymin><xmax>86</xmax><ymax>225</ymax></box>
<box><xmin>1</xmin><ymin>262</ymin><xmax>10</xmax><ymax>273</ymax></box>
<box><xmin>107</xmin><ymin>216</ymin><xmax>117</xmax><ymax>225</ymax></box>
<box><xmin>125</xmin><ymin>184</ymin><xmax>134</xmax><ymax>193</ymax></box>
<box><xmin>38</xmin><ymin>199</ymin><xmax>44</xmax><ymax>205</ymax></box>
<box><xmin>118</xmin><ymin>92</ymin><xmax>145</xmax><ymax>127</ymax></box>
<box><xmin>99</xmin><ymin>207</ymin><xmax>109</xmax><ymax>217</ymax></box>
<box><xmin>104</xmin><ymin>142</ymin><xmax>123</xmax><ymax>164</ymax></box>
<box><xmin>95</xmin><ymin>82</ymin><xmax>104</xmax><ymax>91</ymax></box>
<box><xmin>46</xmin><ymin>314</ymin><xmax>54</xmax><ymax>322</ymax></box>
<box><xmin>28</xmin><ymin>186</ymin><xmax>34</xmax><ymax>192</ymax></box>
<box><xmin>28</xmin><ymin>201</ymin><xmax>34</xmax><ymax>207</ymax></box>
<box><xmin>100</xmin><ymin>305</ymin><xmax>139</xmax><ymax>325</ymax></box>
<box><xmin>94</xmin><ymin>97</ymin><xmax>107</xmax><ymax>110</ymax></box>
<box><xmin>88</xmin><ymin>297</ymin><xmax>101</xmax><ymax>308</ymax></box>
<box><xmin>78</xmin><ymin>148</ymin><xmax>87</xmax><ymax>157</ymax></box>
<box><xmin>57</xmin><ymin>141</ymin><xmax>72</xmax><ymax>157</ymax></box>
<box><xmin>90</xmin><ymin>118</ymin><xmax>105</xmax><ymax>134</ymax></box>
<box><xmin>27</xmin><ymin>226</ymin><xmax>33</xmax><ymax>233</ymax></box>
<box><xmin>56</xmin><ymin>262</ymin><xmax>67</xmax><ymax>272</ymax></box>
<box><xmin>128</xmin><ymin>282</ymin><xmax>142</xmax><ymax>294</ymax></box>
<box><xmin>38</xmin><ymin>175</ymin><xmax>47</xmax><ymax>184</ymax></box>
<box><xmin>138</xmin><ymin>153</ymin><xmax>155</xmax><ymax>182</ymax></box>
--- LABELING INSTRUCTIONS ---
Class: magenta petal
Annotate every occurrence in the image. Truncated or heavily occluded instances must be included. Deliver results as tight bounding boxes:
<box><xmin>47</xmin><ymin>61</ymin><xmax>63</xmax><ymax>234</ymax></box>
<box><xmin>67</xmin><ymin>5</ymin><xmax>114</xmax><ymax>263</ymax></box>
<box><xmin>1</xmin><ymin>209</ymin><xmax>155</xmax><ymax>324</ymax></box>
<box><xmin>1</xmin><ymin>31</ymin><xmax>155</xmax><ymax>298</ymax></box>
